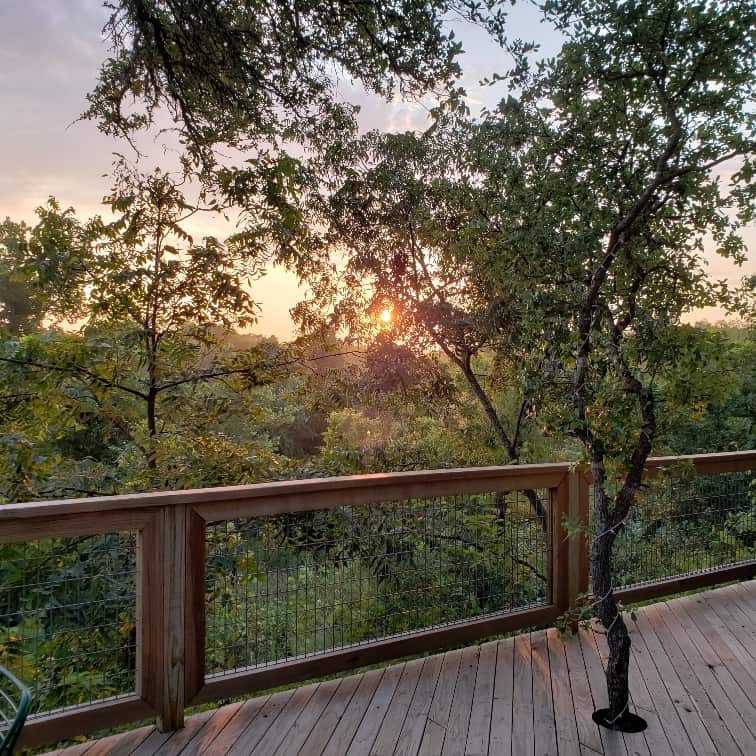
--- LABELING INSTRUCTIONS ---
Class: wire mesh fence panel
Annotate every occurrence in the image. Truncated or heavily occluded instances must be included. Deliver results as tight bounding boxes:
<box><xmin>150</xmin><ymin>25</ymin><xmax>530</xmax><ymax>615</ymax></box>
<box><xmin>592</xmin><ymin>470</ymin><xmax>755</xmax><ymax>589</ymax></box>
<box><xmin>205</xmin><ymin>488</ymin><xmax>549</xmax><ymax>675</ymax></box>
<box><xmin>0</xmin><ymin>532</ymin><xmax>137</xmax><ymax>717</ymax></box>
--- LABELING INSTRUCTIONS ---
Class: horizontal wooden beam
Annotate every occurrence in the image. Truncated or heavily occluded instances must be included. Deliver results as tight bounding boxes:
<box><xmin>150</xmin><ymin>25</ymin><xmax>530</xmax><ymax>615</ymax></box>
<box><xmin>0</xmin><ymin>509</ymin><xmax>157</xmax><ymax>544</ymax></box>
<box><xmin>579</xmin><ymin>450</ymin><xmax>756</xmax><ymax>484</ymax></box>
<box><xmin>191</xmin><ymin>603</ymin><xmax>560</xmax><ymax>706</ymax></box>
<box><xmin>644</xmin><ymin>450</ymin><xmax>755</xmax><ymax>477</ymax></box>
<box><xmin>0</xmin><ymin>462</ymin><xmax>572</xmax><ymax>522</ymax></box>
<box><xmin>1</xmin><ymin>452</ymin><xmax>752</xmax><ymax>525</ymax></box>
<box><xmin>615</xmin><ymin>561</ymin><xmax>756</xmax><ymax>605</ymax></box>
<box><xmin>16</xmin><ymin>695</ymin><xmax>155</xmax><ymax>750</ymax></box>
<box><xmin>192</xmin><ymin>471</ymin><xmax>565</xmax><ymax>521</ymax></box>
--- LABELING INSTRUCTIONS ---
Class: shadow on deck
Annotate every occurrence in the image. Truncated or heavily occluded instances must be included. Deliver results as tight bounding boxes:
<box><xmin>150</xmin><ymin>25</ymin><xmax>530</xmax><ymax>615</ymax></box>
<box><xmin>46</xmin><ymin>580</ymin><xmax>756</xmax><ymax>756</ymax></box>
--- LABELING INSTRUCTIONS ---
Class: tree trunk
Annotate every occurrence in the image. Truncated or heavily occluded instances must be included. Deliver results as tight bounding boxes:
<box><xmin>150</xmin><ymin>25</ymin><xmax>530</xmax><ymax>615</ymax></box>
<box><xmin>146</xmin><ymin>388</ymin><xmax>157</xmax><ymax>470</ymax></box>
<box><xmin>590</xmin><ymin>504</ymin><xmax>631</xmax><ymax>721</ymax></box>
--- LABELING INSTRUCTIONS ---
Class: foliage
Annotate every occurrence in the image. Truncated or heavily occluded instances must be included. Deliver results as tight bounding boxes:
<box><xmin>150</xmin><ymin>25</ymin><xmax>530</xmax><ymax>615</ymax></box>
<box><xmin>0</xmin><ymin>200</ymin><xmax>95</xmax><ymax>334</ymax></box>
<box><xmin>0</xmin><ymin>162</ymin><xmax>292</xmax><ymax>494</ymax></box>
<box><xmin>81</xmin><ymin>0</ymin><xmax>513</xmax><ymax>165</ymax></box>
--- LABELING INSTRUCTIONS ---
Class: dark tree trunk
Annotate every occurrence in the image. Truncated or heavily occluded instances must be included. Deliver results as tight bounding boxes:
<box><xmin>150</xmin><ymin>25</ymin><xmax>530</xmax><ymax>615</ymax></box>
<box><xmin>460</xmin><ymin>357</ymin><xmax>548</xmax><ymax>531</ymax></box>
<box><xmin>146</xmin><ymin>388</ymin><xmax>157</xmax><ymax>470</ymax></box>
<box><xmin>494</xmin><ymin>490</ymin><xmax>507</xmax><ymax>520</ymax></box>
<box><xmin>589</xmin><ymin>457</ymin><xmax>647</xmax><ymax>733</ymax></box>
<box><xmin>590</xmin><ymin>492</ymin><xmax>631</xmax><ymax>720</ymax></box>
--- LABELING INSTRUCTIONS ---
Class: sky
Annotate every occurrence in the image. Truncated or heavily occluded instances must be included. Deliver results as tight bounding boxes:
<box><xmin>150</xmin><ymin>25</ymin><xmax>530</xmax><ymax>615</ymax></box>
<box><xmin>0</xmin><ymin>1</ymin><xmax>753</xmax><ymax>337</ymax></box>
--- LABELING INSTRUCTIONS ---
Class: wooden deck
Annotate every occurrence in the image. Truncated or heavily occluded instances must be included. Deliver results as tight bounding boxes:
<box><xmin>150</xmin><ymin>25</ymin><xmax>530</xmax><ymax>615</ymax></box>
<box><xmin>47</xmin><ymin>580</ymin><xmax>756</xmax><ymax>756</ymax></box>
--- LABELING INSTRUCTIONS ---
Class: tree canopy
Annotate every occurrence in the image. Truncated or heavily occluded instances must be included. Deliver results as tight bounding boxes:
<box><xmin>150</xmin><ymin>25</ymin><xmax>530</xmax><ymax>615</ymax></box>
<box><xmin>85</xmin><ymin>0</ymin><xmax>505</xmax><ymax>161</ymax></box>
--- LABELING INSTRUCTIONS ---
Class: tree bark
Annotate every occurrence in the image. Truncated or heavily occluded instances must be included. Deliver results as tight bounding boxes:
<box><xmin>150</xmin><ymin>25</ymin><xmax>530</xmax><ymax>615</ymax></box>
<box><xmin>146</xmin><ymin>388</ymin><xmax>157</xmax><ymax>470</ymax></box>
<box><xmin>590</xmin><ymin>477</ymin><xmax>631</xmax><ymax>720</ymax></box>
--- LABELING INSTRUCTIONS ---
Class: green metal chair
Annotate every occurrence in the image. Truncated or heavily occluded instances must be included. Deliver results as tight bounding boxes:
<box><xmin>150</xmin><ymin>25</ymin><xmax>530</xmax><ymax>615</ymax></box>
<box><xmin>0</xmin><ymin>666</ymin><xmax>30</xmax><ymax>756</ymax></box>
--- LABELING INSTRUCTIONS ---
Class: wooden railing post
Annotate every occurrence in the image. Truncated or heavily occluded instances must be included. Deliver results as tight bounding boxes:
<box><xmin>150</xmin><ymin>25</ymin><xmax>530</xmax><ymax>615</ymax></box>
<box><xmin>567</xmin><ymin>466</ymin><xmax>590</xmax><ymax>609</ymax></box>
<box><xmin>185</xmin><ymin>508</ymin><xmax>207</xmax><ymax>705</ymax></box>
<box><xmin>550</xmin><ymin>476</ymin><xmax>570</xmax><ymax>613</ymax></box>
<box><xmin>137</xmin><ymin>504</ymin><xmax>205</xmax><ymax>731</ymax></box>
<box><xmin>551</xmin><ymin>467</ymin><xmax>590</xmax><ymax>618</ymax></box>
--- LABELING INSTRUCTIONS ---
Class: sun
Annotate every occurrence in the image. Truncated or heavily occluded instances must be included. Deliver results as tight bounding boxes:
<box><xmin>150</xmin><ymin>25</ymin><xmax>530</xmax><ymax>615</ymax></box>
<box><xmin>379</xmin><ymin>307</ymin><xmax>393</xmax><ymax>324</ymax></box>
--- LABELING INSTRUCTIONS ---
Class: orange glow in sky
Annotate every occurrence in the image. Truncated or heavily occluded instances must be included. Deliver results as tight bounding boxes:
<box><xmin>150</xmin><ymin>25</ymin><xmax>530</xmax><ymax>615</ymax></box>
<box><xmin>380</xmin><ymin>308</ymin><xmax>393</xmax><ymax>324</ymax></box>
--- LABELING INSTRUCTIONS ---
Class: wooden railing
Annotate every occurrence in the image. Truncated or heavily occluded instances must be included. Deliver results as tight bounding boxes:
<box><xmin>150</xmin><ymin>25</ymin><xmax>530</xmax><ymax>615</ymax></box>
<box><xmin>1</xmin><ymin>450</ymin><xmax>754</xmax><ymax>750</ymax></box>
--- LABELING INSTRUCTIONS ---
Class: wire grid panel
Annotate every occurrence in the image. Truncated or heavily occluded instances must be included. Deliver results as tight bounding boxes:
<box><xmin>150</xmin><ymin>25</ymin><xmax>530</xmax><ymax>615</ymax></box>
<box><xmin>205</xmin><ymin>489</ymin><xmax>549</xmax><ymax>675</ymax></box>
<box><xmin>598</xmin><ymin>470</ymin><xmax>755</xmax><ymax>589</ymax></box>
<box><xmin>0</xmin><ymin>532</ymin><xmax>137</xmax><ymax>717</ymax></box>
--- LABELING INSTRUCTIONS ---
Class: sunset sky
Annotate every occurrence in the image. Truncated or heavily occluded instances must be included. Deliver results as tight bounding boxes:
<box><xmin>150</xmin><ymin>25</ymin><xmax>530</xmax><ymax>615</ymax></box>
<box><xmin>1</xmin><ymin>1</ymin><xmax>752</xmax><ymax>337</ymax></box>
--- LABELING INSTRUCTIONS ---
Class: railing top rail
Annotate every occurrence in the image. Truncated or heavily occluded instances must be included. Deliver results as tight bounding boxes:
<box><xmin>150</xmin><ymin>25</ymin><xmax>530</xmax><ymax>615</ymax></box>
<box><xmin>644</xmin><ymin>449</ymin><xmax>756</xmax><ymax>471</ymax></box>
<box><xmin>0</xmin><ymin>461</ymin><xmax>571</xmax><ymax>521</ymax></box>
<box><xmin>1</xmin><ymin>450</ymin><xmax>753</xmax><ymax>524</ymax></box>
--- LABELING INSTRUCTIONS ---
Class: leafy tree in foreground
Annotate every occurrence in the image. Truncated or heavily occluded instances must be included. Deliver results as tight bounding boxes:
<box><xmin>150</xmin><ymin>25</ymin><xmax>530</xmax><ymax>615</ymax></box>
<box><xmin>466</xmin><ymin>0</ymin><xmax>756</xmax><ymax>729</ymax></box>
<box><xmin>85</xmin><ymin>0</ymin><xmax>497</xmax><ymax>159</ymax></box>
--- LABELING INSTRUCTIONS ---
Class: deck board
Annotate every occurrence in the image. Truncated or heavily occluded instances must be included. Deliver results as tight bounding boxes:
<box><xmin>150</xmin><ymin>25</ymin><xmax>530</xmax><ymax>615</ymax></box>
<box><xmin>322</xmin><ymin>669</ymin><xmax>385</xmax><ymax>756</ymax></box>
<box><xmin>463</xmin><ymin>640</ymin><xmax>496</xmax><ymax>756</ymax></box>
<box><xmin>546</xmin><ymin>629</ymin><xmax>581</xmax><ymax>756</ymax></box>
<box><xmin>46</xmin><ymin>580</ymin><xmax>756</xmax><ymax>756</ymax></box>
<box><xmin>440</xmin><ymin>645</ymin><xmax>479</xmax><ymax>756</ymax></box>
<box><xmin>395</xmin><ymin>653</ymin><xmax>444</xmax><ymax>756</ymax></box>
<box><xmin>371</xmin><ymin>657</ymin><xmax>425</xmax><ymax>755</ymax></box>
<box><xmin>488</xmin><ymin>638</ymin><xmax>515</xmax><ymax>756</ymax></box>
<box><xmin>346</xmin><ymin>663</ymin><xmax>404</xmax><ymax>756</ymax></box>
<box><xmin>531</xmin><ymin>630</ymin><xmax>557</xmax><ymax>756</ymax></box>
<box><xmin>416</xmin><ymin>647</ymin><xmax>462</xmax><ymax>756</ymax></box>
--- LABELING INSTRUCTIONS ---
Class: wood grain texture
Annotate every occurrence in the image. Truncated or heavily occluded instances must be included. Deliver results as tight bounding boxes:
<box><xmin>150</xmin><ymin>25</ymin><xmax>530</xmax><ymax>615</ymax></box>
<box><xmin>440</xmin><ymin>645</ymin><xmax>479</xmax><ymax>756</ymax></box>
<box><xmin>321</xmin><ymin>668</ymin><xmax>385</xmax><ymax>756</ymax></box>
<box><xmin>463</xmin><ymin>640</ymin><xmax>496</xmax><ymax>756</ymax></box>
<box><xmin>225</xmin><ymin>689</ymin><xmax>295</xmax><ymax>755</ymax></box>
<box><xmin>551</xmin><ymin>477</ymin><xmax>571</xmax><ymax>612</ymax></box>
<box><xmin>346</xmin><ymin>663</ymin><xmax>404</xmax><ymax>756</ymax></box>
<box><xmin>138</xmin><ymin>506</ymin><xmax>188</xmax><ymax>731</ymax></box>
<box><xmin>298</xmin><ymin>674</ymin><xmax>364</xmax><ymax>756</ymax></box>
<box><xmin>272</xmin><ymin>678</ymin><xmax>341</xmax><ymax>755</ymax></box>
<box><xmin>248</xmin><ymin>683</ymin><xmax>319</xmax><ymax>756</ymax></box>
<box><xmin>614</xmin><ymin>561</ymin><xmax>756</xmax><ymax>605</ymax></box>
<box><xmin>632</xmin><ymin>610</ymin><xmax>718</xmax><ymax>756</ymax></box>
<box><xmin>567</xmin><ymin>469</ymin><xmax>591</xmax><ymax>612</ymax></box>
<box><xmin>531</xmin><ymin>630</ymin><xmax>558</xmax><ymax>756</ymax></box>
<box><xmin>511</xmin><ymin>633</ymin><xmax>535</xmax><ymax>756</ymax></box>
<box><xmin>394</xmin><ymin>653</ymin><xmax>444</xmax><ymax>756</ymax></box>
<box><xmin>0</xmin><ymin>509</ymin><xmax>156</xmax><ymax>544</ymax></box>
<box><xmin>546</xmin><ymin>629</ymin><xmax>581</xmax><ymax>756</ymax></box>
<box><xmin>180</xmin><ymin>701</ymin><xmax>244</xmax><ymax>756</ymax></box>
<box><xmin>577</xmin><ymin>628</ymin><xmax>628</xmax><ymax>756</ymax></box>
<box><xmin>371</xmin><ymin>657</ymin><xmax>425</xmax><ymax>755</ymax></box>
<box><xmin>417</xmin><ymin>647</ymin><xmax>463</xmax><ymax>756</ymax></box>
<box><xmin>184</xmin><ymin>508</ymin><xmax>206</xmax><ymax>703</ymax></box>
<box><xmin>488</xmin><ymin>639</ymin><xmax>515</xmax><ymax>756</ymax></box>
<box><xmin>204</xmin><ymin>695</ymin><xmax>270</xmax><ymax>755</ymax></box>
